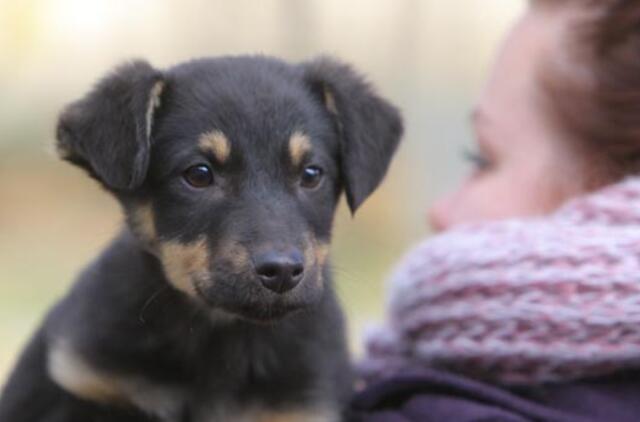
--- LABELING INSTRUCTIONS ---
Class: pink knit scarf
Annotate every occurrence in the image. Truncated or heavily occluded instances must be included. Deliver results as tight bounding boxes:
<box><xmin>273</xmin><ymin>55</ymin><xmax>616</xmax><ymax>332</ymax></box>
<box><xmin>360</xmin><ymin>177</ymin><xmax>640</xmax><ymax>385</ymax></box>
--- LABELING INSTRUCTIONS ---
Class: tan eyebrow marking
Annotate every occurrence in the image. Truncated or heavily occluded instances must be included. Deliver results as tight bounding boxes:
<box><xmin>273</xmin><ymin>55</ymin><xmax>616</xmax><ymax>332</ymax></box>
<box><xmin>198</xmin><ymin>130</ymin><xmax>231</xmax><ymax>163</ymax></box>
<box><xmin>288</xmin><ymin>131</ymin><xmax>312</xmax><ymax>167</ymax></box>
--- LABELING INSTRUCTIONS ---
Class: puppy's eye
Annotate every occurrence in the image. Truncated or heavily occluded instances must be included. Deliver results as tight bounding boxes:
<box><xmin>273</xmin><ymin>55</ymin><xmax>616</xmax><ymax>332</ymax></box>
<box><xmin>183</xmin><ymin>164</ymin><xmax>213</xmax><ymax>188</ymax></box>
<box><xmin>300</xmin><ymin>165</ymin><xmax>324</xmax><ymax>189</ymax></box>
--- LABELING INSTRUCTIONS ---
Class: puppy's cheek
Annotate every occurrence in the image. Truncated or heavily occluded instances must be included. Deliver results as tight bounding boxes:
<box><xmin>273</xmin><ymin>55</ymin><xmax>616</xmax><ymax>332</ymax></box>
<box><xmin>304</xmin><ymin>235</ymin><xmax>330</xmax><ymax>288</ymax></box>
<box><xmin>315</xmin><ymin>242</ymin><xmax>329</xmax><ymax>268</ymax></box>
<box><xmin>159</xmin><ymin>237</ymin><xmax>211</xmax><ymax>297</ymax></box>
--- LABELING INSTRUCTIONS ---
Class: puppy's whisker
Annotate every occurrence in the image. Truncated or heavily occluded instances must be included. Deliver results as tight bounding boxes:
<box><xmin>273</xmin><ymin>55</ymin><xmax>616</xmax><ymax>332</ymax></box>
<box><xmin>331</xmin><ymin>269</ymin><xmax>370</xmax><ymax>287</ymax></box>
<box><xmin>138</xmin><ymin>286</ymin><xmax>170</xmax><ymax>324</ymax></box>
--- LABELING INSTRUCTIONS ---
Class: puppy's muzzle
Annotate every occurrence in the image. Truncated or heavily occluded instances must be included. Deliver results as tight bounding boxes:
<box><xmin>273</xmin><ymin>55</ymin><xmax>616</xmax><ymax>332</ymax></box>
<box><xmin>253</xmin><ymin>249</ymin><xmax>304</xmax><ymax>294</ymax></box>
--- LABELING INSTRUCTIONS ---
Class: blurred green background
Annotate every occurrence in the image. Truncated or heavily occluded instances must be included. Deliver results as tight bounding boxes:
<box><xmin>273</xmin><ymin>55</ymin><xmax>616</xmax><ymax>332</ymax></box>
<box><xmin>0</xmin><ymin>0</ymin><xmax>524</xmax><ymax>383</ymax></box>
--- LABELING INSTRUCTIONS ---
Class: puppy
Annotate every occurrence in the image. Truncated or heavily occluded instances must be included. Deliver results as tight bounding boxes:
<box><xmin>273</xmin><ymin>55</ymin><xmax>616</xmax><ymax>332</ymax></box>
<box><xmin>0</xmin><ymin>56</ymin><xmax>402</xmax><ymax>422</ymax></box>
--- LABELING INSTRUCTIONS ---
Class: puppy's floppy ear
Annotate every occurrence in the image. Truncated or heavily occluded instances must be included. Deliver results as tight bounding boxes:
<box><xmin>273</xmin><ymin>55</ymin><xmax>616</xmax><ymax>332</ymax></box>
<box><xmin>55</xmin><ymin>60</ymin><xmax>164</xmax><ymax>191</ymax></box>
<box><xmin>302</xmin><ymin>57</ymin><xmax>403</xmax><ymax>213</ymax></box>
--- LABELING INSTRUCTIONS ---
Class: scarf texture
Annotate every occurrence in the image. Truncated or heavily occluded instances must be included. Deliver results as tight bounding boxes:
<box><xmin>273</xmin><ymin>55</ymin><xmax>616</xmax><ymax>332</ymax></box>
<box><xmin>360</xmin><ymin>177</ymin><xmax>640</xmax><ymax>385</ymax></box>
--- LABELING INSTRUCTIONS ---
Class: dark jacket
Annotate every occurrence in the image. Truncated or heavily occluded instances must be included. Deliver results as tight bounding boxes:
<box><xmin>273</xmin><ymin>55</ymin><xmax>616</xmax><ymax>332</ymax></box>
<box><xmin>346</xmin><ymin>368</ymin><xmax>640</xmax><ymax>421</ymax></box>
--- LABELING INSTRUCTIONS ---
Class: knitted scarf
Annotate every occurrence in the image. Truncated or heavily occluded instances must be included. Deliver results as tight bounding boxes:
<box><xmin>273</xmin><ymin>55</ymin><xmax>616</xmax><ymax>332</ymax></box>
<box><xmin>360</xmin><ymin>177</ymin><xmax>640</xmax><ymax>385</ymax></box>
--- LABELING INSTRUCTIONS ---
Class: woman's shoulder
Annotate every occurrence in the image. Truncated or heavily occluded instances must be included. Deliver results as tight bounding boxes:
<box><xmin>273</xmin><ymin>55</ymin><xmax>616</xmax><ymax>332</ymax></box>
<box><xmin>346</xmin><ymin>368</ymin><xmax>640</xmax><ymax>422</ymax></box>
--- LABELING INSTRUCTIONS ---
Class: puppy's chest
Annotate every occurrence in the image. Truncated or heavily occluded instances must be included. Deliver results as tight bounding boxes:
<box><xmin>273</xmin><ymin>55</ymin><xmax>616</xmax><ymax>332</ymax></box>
<box><xmin>188</xmin><ymin>348</ymin><xmax>334</xmax><ymax>421</ymax></box>
<box><xmin>190</xmin><ymin>400</ymin><xmax>337</xmax><ymax>422</ymax></box>
<box><xmin>95</xmin><ymin>382</ymin><xmax>333</xmax><ymax>422</ymax></box>
<box><xmin>48</xmin><ymin>340</ymin><xmax>335</xmax><ymax>422</ymax></box>
<box><xmin>116</xmin><ymin>377</ymin><xmax>336</xmax><ymax>422</ymax></box>
<box><xmin>133</xmin><ymin>386</ymin><xmax>334</xmax><ymax>422</ymax></box>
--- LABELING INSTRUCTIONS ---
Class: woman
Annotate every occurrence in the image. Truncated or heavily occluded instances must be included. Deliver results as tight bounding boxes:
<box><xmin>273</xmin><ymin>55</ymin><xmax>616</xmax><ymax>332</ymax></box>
<box><xmin>348</xmin><ymin>1</ymin><xmax>640</xmax><ymax>421</ymax></box>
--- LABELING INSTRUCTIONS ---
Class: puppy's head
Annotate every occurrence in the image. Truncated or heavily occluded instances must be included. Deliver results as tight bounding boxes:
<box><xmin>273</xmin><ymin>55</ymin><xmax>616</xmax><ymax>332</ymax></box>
<box><xmin>56</xmin><ymin>56</ymin><xmax>402</xmax><ymax>322</ymax></box>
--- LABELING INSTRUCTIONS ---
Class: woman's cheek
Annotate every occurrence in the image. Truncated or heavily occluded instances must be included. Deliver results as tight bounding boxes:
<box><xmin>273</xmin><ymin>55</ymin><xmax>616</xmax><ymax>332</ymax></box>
<box><xmin>429</xmin><ymin>169</ymin><xmax>531</xmax><ymax>232</ymax></box>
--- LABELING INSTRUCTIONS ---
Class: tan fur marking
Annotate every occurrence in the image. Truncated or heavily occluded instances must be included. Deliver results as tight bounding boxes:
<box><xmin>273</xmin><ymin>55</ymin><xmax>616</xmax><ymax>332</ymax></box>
<box><xmin>303</xmin><ymin>235</ymin><xmax>329</xmax><ymax>288</ymax></box>
<box><xmin>289</xmin><ymin>131</ymin><xmax>312</xmax><ymax>167</ymax></box>
<box><xmin>315</xmin><ymin>242</ymin><xmax>329</xmax><ymax>287</ymax></box>
<box><xmin>323</xmin><ymin>86</ymin><xmax>338</xmax><ymax>116</ymax></box>
<box><xmin>160</xmin><ymin>237</ymin><xmax>210</xmax><ymax>296</ymax></box>
<box><xmin>48</xmin><ymin>341</ymin><xmax>185</xmax><ymax>417</ymax></box>
<box><xmin>304</xmin><ymin>241</ymin><xmax>315</xmax><ymax>269</ymax></box>
<box><xmin>303</xmin><ymin>234</ymin><xmax>329</xmax><ymax>266</ymax></box>
<box><xmin>199</xmin><ymin>130</ymin><xmax>231</xmax><ymax>163</ymax></box>
<box><xmin>145</xmin><ymin>80</ymin><xmax>165</xmax><ymax>139</ymax></box>
<box><xmin>315</xmin><ymin>242</ymin><xmax>330</xmax><ymax>267</ymax></box>
<box><xmin>48</xmin><ymin>342</ymin><xmax>123</xmax><ymax>404</ymax></box>
<box><xmin>130</xmin><ymin>203</ymin><xmax>157</xmax><ymax>252</ymax></box>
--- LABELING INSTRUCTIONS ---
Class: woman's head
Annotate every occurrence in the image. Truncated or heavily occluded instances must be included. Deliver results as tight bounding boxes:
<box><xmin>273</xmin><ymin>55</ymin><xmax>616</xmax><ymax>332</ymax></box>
<box><xmin>430</xmin><ymin>0</ymin><xmax>640</xmax><ymax>232</ymax></box>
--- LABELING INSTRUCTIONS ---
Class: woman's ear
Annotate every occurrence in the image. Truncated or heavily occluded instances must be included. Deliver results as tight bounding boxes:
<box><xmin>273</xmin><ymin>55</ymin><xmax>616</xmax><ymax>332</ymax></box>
<box><xmin>55</xmin><ymin>60</ymin><xmax>165</xmax><ymax>191</ymax></box>
<box><xmin>301</xmin><ymin>57</ymin><xmax>403</xmax><ymax>213</ymax></box>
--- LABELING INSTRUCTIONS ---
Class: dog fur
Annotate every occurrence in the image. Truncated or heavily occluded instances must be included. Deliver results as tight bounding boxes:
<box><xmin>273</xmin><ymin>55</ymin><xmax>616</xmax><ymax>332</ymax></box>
<box><xmin>0</xmin><ymin>55</ymin><xmax>402</xmax><ymax>422</ymax></box>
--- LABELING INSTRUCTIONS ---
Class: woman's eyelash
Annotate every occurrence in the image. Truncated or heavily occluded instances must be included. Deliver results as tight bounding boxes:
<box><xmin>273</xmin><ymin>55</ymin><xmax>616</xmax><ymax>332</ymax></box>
<box><xmin>462</xmin><ymin>147</ymin><xmax>491</xmax><ymax>169</ymax></box>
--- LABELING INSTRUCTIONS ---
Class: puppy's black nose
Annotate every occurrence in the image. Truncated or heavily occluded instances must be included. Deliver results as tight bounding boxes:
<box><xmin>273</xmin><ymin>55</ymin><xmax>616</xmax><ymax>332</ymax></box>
<box><xmin>254</xmin><ymin>251</ymin><xmax>304</xmax><ymax>294</ymax></box>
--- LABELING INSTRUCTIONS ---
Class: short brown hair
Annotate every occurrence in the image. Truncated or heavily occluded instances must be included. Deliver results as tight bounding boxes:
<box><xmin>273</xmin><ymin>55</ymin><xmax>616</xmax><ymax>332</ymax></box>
<box><xmin>541</xmin><ymin>0</ymin><xmax>640</xmax><ymax>183</ymax></box>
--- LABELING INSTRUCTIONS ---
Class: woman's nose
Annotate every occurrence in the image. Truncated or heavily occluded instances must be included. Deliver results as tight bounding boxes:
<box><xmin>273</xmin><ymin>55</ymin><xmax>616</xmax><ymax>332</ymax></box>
<box><xmin>428</xmin><ymin>197</ymin><xmax>450</xmax><ymax>233</ymax></box>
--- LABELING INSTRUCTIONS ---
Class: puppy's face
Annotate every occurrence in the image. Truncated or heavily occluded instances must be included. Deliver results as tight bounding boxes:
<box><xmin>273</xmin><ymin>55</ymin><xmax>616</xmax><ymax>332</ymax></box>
<box><xmin>56</xmin><ymin>57</ymin><xmax>402</xmax><ymax>322</ymax></box>
<box><xmin>137</xmin><ymin>61</ymin><xmax>341</xmax><ymax>320</ymax></box>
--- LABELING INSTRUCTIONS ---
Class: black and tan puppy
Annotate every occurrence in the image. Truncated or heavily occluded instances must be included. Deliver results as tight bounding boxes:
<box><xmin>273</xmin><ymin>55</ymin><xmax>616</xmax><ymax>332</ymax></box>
<box><xmin>0</xmin><ymin>56</ymin><xmax>402</xmax><ymax>422</ymax></box>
